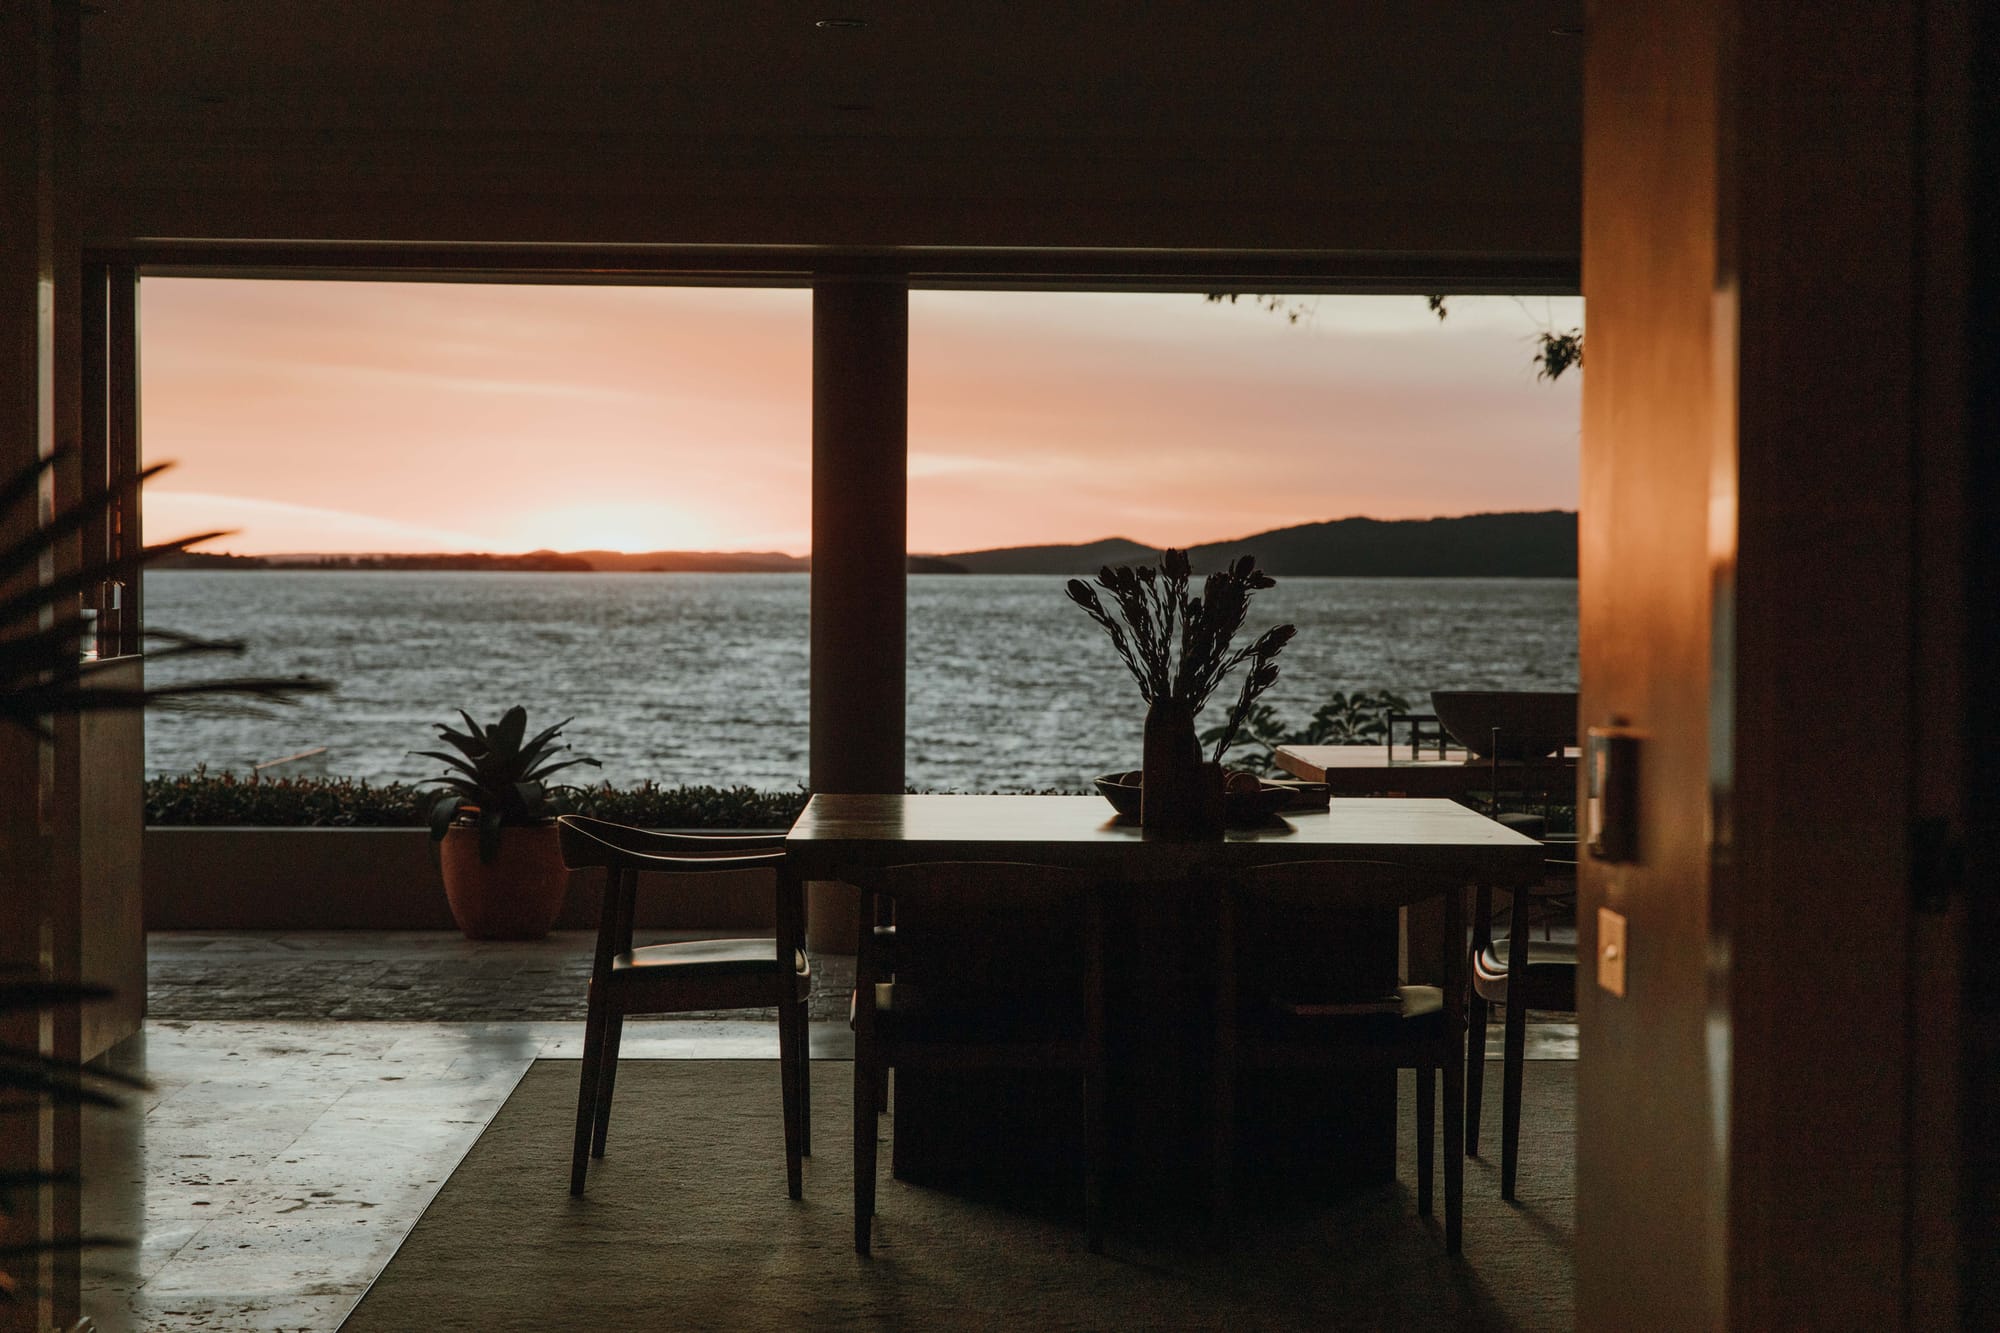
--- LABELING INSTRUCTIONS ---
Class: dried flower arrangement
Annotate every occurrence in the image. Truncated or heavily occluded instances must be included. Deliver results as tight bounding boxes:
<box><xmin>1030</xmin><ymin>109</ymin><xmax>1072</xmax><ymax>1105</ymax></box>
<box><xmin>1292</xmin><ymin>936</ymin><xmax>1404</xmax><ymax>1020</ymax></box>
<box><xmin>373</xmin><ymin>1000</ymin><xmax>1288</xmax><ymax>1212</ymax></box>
<box><xmin>1064</xmin><ymin>549</ymin><xmax>1296</xmax><ymax>765</ymax></box>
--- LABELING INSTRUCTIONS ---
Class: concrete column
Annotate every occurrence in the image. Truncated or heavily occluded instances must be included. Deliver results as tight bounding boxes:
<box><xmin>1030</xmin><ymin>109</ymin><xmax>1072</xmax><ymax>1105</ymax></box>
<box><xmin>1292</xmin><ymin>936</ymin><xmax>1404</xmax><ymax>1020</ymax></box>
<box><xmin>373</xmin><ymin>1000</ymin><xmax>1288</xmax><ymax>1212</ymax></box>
<box><xmin>806</xmin><ymin>278</ymin><xmax>906</xmax><ymax>952</ymax></box>
<box><xmin>809</xmin><ymin>278</ymin><xmax>907</xmax><ymax>794</ymax></box>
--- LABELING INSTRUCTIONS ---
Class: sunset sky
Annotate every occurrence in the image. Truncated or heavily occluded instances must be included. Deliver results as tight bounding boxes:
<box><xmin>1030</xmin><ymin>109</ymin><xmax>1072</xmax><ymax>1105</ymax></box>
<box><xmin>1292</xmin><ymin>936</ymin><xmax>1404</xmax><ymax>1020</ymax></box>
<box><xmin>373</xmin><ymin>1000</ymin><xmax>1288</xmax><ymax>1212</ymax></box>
<box><xmin>139</xmin><ymin>281</ymin><xmax>1582</xmax><ymax>556</ymax></box>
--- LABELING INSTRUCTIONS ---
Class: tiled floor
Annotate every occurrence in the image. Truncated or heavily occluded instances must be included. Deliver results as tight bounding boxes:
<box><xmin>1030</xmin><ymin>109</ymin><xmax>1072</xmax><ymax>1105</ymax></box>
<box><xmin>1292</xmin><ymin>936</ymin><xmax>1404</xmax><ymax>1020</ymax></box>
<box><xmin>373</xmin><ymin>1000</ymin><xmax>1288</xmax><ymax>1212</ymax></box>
<box><xmin>78</xmin><ymin>933</ymin><xmax>1575</xmax><ymax>1332</ymax></box>
<box><xmin>80</xmin><ymin>1018</ymin><xmax>853</xmax><ymax>1333</ymax></box>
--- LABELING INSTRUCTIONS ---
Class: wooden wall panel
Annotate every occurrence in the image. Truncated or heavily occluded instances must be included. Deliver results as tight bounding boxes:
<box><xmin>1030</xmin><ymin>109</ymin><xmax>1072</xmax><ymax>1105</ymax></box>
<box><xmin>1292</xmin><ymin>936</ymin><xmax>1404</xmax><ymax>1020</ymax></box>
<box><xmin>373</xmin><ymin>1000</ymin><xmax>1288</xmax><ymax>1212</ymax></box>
<box><xmin>78</xmin><ymin>658</ymin><xmax>144</xmax><ymax>1060</ymax></box>
<box><xmin>1576</xmin><ymin>2</ymin><xmax>1728</xmax><ymax>1324</ymax></box>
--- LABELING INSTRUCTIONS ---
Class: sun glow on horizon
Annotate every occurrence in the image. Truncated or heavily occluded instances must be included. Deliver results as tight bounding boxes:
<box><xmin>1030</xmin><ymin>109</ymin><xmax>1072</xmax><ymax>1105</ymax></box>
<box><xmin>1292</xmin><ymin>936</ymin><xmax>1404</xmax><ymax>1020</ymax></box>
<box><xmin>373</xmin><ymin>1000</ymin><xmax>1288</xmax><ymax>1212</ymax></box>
<box><xmin>506</xmin><ymin>500</ymin><xmax>726</xmax><ymax>555</ymax></box>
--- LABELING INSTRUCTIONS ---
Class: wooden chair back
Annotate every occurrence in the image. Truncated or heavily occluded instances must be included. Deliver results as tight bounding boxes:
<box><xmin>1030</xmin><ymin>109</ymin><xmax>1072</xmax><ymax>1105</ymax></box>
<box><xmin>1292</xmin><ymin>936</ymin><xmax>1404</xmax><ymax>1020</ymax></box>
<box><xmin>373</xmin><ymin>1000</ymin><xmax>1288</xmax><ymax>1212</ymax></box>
<box><xmin>846</xmin><ymin>860</ymin><xmax>1098</xmax><ymax>1018</ymax></box>
<box><xmin>556</xmin><ymin>815</ymin><xmax>799</xmax><ymax>979</ymax></box>
<box><xmin>1231</xmin><ymin>859</ymin><xmax>1466</xmax><ymax>1005</ymax></box>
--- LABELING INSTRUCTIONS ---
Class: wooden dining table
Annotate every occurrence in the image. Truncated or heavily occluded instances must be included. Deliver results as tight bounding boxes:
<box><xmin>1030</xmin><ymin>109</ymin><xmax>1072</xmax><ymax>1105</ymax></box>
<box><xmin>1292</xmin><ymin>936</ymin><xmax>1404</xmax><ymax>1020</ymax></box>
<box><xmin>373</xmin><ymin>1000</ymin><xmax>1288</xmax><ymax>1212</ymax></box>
<box><xmin>787</xmin><ymin>793</ymin><xmax>1544</xmax><ymax>1195</ymax></box>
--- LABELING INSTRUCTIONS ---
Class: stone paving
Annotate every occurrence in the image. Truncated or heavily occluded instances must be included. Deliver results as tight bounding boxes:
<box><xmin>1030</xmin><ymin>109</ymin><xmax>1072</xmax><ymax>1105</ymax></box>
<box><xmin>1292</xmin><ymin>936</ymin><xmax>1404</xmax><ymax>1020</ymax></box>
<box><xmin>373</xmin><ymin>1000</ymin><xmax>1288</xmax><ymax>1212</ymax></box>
<box><xmin>145</xmin><ymin>931</ymin><xmax>1575</xmax><ymax>1056</ymax></box>
<box><xmin>147</xmin><ymin>932</ymin><xmax>856</xmax><ymax>1023</ymax></box>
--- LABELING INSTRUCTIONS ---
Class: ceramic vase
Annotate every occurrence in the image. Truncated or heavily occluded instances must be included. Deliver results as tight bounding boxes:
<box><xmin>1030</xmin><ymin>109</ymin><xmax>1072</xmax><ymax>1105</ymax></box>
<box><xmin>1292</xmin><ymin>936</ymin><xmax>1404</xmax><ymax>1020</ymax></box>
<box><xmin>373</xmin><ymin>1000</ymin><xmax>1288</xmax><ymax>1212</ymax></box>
<box><xmin>1141</xmin><ymin>698</ymin><xmax>1223</xmax><ymax>837</ymax></box>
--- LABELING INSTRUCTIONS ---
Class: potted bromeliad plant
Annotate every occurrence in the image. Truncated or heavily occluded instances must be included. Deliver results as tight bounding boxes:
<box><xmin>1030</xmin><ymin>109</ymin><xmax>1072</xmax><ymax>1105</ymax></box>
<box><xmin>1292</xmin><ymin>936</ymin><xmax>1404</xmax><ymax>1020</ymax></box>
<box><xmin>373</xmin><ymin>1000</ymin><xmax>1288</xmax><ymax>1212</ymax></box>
<box><xmin>1065</xmin><ymin>550</ymin><xmax>1295</xmax><ymax>834</ymax></box>
<box><xmin>415</xmin><ymin>706</ymin><xmax>600</xmax><ymax>939</ymax></box>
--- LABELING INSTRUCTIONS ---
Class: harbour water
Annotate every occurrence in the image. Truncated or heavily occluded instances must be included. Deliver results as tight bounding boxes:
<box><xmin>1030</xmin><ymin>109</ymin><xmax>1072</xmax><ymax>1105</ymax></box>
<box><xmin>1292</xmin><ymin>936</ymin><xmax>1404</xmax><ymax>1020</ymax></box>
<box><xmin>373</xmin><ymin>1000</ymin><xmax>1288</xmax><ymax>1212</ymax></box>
<box><xmin>143</xmin><ymin>571</ymin><xmax>1577</xmax><ymax>792</ymax></box>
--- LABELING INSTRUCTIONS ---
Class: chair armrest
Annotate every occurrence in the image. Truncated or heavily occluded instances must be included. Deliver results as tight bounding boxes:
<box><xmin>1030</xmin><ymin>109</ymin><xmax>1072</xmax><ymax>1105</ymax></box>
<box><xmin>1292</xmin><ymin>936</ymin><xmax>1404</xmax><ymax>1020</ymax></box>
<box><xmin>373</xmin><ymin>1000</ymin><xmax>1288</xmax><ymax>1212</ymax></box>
<box><xmin>558</xmin><ymin>814</ymin><xmax>789</xmax><ymax>872</ymax></box>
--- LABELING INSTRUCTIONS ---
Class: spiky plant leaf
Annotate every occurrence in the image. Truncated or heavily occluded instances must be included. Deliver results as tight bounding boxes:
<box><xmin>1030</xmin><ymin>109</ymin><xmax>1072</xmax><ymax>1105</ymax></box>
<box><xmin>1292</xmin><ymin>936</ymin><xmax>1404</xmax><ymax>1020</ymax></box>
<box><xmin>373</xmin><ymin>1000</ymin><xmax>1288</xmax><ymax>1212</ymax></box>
<box><xmin>414</xmin><ymin>707</ymin><xmax>599</xmax><ymax>860</ymax></box>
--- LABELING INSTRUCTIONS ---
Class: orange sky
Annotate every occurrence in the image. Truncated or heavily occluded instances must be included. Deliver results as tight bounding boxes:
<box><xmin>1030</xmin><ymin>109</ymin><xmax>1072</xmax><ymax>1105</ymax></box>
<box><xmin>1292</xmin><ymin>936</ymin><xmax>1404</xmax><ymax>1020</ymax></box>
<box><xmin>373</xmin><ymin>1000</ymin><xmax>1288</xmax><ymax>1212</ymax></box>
<box><xmin>139</xmin><ymin>281</ymin><xmax>1581</xmax><ymax>556</ymax></box>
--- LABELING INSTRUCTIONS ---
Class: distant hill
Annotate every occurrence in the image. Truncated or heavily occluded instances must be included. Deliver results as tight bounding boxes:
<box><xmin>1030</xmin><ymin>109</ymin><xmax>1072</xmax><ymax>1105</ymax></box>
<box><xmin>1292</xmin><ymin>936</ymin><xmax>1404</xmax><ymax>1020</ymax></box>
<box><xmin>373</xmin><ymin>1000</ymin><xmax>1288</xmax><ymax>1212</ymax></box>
<box><xmin>574</xmin><ymin>549</ymin><xmax>808</xmax><ymax>573</ymax></box>
<box><xmin>268</xmin><ymin>551</ymin><xmax>592</xmax><ymax>572</ymax></box>
<box><xmin>933</xmin><ymin>511</ymin><xmax>1576</xmax><ymax>578</ymax></box>
<box><xmin>929</xmin><ymin>537</ymin><xmax>1161</xmax><ymax>576</ymax></box>
<box><xmin>151</xmin><ymin>551</ymin><xmax>273</xmax><ymax>570</ymax></box>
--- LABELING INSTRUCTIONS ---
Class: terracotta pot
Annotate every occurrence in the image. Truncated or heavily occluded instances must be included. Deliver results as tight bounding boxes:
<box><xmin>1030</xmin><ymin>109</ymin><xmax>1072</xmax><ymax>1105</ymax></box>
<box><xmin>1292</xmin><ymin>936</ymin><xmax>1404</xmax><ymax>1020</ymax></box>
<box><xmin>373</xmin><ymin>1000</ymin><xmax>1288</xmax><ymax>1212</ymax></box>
<box><xmin>437</xmin><ymin>820</ymin><xmax>571</xmax><ymax>940</ymax></box>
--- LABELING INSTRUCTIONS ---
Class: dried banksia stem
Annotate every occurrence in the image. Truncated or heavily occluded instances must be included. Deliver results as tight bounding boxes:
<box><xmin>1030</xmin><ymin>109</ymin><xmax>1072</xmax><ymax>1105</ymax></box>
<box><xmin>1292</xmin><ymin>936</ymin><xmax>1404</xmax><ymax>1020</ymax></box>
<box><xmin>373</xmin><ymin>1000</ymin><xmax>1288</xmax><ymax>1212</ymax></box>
<box><xmin>1067</xmin><ymin>549</ymin><xmax>1295</xmax><ymax>764</ymax></box>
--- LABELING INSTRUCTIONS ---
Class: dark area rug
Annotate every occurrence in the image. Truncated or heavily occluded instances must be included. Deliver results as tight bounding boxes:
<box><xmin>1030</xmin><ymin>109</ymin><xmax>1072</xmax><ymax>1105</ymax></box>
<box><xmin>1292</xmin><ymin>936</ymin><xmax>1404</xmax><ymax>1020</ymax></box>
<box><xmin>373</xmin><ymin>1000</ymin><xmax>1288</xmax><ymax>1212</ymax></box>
<box><xmin>343</xmin><ymin>1060</ymin><xmax>1572</xmax><ymax>1331</ymax></box>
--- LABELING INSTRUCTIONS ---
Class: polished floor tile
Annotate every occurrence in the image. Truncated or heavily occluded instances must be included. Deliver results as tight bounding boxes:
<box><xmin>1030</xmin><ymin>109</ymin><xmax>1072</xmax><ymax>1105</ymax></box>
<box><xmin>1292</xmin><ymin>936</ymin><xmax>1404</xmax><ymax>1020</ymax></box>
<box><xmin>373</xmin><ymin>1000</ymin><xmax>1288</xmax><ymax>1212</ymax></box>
<box><xmin>79</xmin><ymin>1018</ymin><xmax>848</xmax><ymax>1333</ymax></box>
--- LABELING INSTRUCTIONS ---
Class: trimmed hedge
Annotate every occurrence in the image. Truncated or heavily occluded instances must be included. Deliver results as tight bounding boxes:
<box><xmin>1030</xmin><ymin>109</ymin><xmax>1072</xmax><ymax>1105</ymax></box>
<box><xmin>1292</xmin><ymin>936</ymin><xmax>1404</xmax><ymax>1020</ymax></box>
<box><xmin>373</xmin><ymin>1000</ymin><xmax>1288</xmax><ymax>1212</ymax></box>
<box><xmin>144</xmin><ymin>771</ymin><xmax>810</xmax><ymax>830</ymax></box>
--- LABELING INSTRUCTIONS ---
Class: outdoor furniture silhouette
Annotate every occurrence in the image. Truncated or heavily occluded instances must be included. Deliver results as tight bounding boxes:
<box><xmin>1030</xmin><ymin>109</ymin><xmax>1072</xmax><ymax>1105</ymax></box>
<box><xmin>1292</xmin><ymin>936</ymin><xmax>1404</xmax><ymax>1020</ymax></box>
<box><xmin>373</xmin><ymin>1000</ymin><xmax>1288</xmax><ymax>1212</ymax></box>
<box><xmin>1212</xmin><ymin>860</ymin><xmax>1470</xmax><ymax>1253</ymax></box>
<box><xmin>556</xmin><ymin>814</ymin><xmax>812</xmax><ymax>1199</ymax></box>
<box><xmin>847</xmin><ymin>861</ymin><xmax>1107</xmax><ymax>1255</ymax></box>
<box><xmin>1467</xmin><ymin>871</ymin><xmax>1578</xmax><ymax>1200</ymax></box>
<box><xmin>1274</xmin><ymin>742</ymin><xmax>1579</xmax><ymax>801</ymax></box>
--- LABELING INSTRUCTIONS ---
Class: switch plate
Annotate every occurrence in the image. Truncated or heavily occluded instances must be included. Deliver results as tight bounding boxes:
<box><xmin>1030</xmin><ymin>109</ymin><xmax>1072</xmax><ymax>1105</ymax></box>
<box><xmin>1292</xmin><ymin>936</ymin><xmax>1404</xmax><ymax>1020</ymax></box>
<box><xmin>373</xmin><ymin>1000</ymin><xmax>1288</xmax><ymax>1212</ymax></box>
<box><xmin>1597</xmin><ymin>907</ymin><xmax>1627</xmax><ymax>997</ymax></box>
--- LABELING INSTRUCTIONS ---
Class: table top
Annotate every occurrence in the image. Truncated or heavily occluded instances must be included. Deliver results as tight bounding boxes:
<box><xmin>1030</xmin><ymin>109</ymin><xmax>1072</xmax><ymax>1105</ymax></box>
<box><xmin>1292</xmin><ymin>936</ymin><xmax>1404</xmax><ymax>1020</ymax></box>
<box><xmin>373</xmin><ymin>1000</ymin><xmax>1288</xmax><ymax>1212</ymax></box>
<box><xmin>787</xmin><ymin>793</ymin><xmax>1544</xmax><ymax>885</ymax></box>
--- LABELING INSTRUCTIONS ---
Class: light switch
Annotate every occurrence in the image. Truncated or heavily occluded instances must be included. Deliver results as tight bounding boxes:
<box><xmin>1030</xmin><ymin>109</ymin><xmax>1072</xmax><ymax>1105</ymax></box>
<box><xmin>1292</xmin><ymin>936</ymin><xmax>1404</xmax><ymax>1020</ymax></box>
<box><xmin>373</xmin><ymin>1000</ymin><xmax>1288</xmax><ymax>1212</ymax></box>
<box><xmin>1597</xmin><ymin>907</ymin><xmax>1627</xmax><ymax>997</ymax></box>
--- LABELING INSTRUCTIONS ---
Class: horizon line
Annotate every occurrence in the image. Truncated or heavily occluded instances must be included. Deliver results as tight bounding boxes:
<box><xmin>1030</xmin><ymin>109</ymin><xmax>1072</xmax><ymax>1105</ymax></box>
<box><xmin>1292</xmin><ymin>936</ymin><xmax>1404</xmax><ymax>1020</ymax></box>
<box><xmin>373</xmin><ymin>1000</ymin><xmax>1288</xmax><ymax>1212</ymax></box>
<box><xmin>173</xmin><ymin>506</ymin><xmax>1579</xmax><ymax>561</ymax></box>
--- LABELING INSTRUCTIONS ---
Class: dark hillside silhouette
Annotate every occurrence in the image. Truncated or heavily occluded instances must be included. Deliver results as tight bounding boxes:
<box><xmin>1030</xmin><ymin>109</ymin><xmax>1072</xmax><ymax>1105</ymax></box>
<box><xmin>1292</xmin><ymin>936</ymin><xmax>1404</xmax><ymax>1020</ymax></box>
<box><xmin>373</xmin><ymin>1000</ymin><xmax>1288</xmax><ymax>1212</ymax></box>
<box><xmin>937</xmin><ymin>511</ymin><xmax>1576</xmax><ymax>577</ymax></box>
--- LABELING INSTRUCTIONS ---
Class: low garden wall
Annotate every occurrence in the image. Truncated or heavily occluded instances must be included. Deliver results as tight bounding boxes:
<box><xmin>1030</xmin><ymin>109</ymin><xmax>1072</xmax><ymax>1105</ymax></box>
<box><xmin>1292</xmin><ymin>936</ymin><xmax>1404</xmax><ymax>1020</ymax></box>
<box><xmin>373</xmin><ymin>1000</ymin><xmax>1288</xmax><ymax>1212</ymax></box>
<box><xmin>142</xmin><ymin>776</ymin><xmax>812</xmax><ymax>935</ymax></box>
<box><xmin>143</xmin><ymin>827</ymin><xmax>780</xmax><ymax>932</ymax></box>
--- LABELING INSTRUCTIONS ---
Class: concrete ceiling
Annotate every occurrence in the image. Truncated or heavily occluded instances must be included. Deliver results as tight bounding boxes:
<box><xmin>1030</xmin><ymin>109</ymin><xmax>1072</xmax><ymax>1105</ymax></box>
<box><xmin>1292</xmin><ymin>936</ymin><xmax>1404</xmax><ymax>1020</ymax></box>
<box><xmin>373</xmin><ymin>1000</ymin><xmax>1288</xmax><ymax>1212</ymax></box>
<box><xmin>79</xmin><ymin>2</ymin><xmax>1585</xmax><ymax>271</ymax></box>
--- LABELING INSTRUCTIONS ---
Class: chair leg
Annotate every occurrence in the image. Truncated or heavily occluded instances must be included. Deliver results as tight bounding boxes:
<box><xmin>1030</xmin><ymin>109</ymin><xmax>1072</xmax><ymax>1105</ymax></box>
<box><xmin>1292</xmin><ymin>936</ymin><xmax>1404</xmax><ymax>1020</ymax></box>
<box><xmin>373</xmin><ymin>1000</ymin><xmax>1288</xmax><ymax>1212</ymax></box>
<box><xmin>1444</xmin><ymin>1052</ymin><xmax>1465</xmax><ymax>1256</ymax></box>
<box><xmin>853</xmin><ymin>1048</ymin><xmax>879</xmax><ymax>1255</ymax></box>
<box><xmin>570</xmin><ymin>1000</ymin><xmax>609</xmax><ymax>1196</ymax></box>
<box><xmin>1415</xmin><ymin>1065</ymin><xmax>1435</xmax><ymax>1218</ymax></box>
<box><xmin>796</xmin><ymin>996</ymin><xmax>813</xmax><ymax>1157</ymax></box>
<box><xmin>1211</xmin><ymin>892</ymin><xmax>1236</xmax><ymax>1240</ymax></box>
<box><xmin>777</xmin><ymin>991</ymin><xmax>804</xmax><ymax>1201</ymax></box>
<box><xmin>591</xmin><ymin>1013</ymin><xmax>623</xmax><ymax>1159</ymax></box>
<box><xmin>1466</xmin><ymin>990</ymin><xmax>1488</xmax><ymax>1156</ymax></box>
<box><xmin>1501</xmin><ymin>989</ymin><xmax>1528</xmax><ymax>1202</ymax></box>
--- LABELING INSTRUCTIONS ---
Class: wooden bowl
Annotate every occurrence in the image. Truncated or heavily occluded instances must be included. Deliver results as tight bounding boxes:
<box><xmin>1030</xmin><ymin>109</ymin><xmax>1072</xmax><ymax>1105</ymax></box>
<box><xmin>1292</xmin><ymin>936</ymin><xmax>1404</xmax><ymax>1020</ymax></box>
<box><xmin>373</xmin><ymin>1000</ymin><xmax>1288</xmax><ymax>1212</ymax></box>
<box><xmin>1093</xmin><ymin>771</ymin><xmax>1293</xmax><ymax>825</ymax></box>
<box><xmin>1427</xmin><ymin>690</ymin><xmax>1578</xmax><ymax>760</ymax></box>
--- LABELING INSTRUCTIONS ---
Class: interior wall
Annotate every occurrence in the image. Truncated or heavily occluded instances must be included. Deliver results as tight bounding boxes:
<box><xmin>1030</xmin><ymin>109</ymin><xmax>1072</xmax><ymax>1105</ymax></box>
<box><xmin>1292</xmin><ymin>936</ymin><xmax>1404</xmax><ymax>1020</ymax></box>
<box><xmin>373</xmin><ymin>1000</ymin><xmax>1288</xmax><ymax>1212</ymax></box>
<box><xmin>81</xmin><ymin>135</ymin><xmax>1580</xmax><ymax>261</ymax></box>
<box><xmin>0</xmin><ymin>4</ymin><xmax>87</xmax><ymax>1327</ymax></box>
<box><xmin>1959</xmin><ymin>10</ymin><xmax>1999</xmax><ymax>1325</ymax></box>
<box><xmin>74</xmin><ymin>6</ymin><xmax>1581</xmax><ymax>261</ymax></box>
<box><xmin>1724</xmin><ymin>3</ymin><xmax>1941</xmax><ymax>1321</ymax></box>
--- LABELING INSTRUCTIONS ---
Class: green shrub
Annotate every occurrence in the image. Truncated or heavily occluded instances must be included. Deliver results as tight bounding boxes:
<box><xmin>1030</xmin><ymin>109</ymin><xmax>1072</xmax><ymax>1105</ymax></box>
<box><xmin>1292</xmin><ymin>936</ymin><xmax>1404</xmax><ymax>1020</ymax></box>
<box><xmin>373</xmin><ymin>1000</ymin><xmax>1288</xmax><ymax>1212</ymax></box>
<box><xmin>1203</xmin><ymin>688</ymin><xmax>1415</xmax><ymax>775</ymax></box>
<box><xmin>145</xmin><ymin>769</ymin><xmax>430</xmax><ymax>826</ymax></box>
<box><xmin>145</xmin><ymin>770</ymin><xmax>809</xmax><ymax>830</ymax></box>
<box><xmin>569</xmin><ymin>781</ymin><xmax>809</xmax><ymax>829</ymax></box>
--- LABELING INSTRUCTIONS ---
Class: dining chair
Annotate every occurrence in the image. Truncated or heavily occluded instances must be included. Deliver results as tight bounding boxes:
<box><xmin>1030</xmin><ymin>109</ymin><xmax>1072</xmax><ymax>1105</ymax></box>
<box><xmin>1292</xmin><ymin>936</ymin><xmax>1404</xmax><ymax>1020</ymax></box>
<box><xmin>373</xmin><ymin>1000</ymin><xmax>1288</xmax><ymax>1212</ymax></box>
<box><xmin>556</xmin><ymin>814</ymin><xmax>812</xmax><ymax>1200</ymax></box>
<box><xmin>1213</xmin><ymin>860</ymin><xmax>1468</xmax><ymax>1253</ymax></box>
<box><xmin>1465</xmin><ymin>861</ymin><xmax>1577</xmax><ymax>1201</ymax></box>
<box><xmin>847</xmin><ymin>861</ymin><xmax>1106</xmax><ymax>1256</ymax></box>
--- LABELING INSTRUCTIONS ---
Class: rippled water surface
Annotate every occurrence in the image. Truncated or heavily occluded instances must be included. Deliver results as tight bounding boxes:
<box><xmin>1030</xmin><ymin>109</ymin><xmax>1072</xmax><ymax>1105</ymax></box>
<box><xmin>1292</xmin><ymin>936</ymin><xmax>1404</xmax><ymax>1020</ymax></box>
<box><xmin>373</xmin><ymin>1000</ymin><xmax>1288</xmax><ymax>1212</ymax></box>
<box><xmin>144</xmin><ymin>571</ymin><xmax>1577</xmax><ymax>791</ymax></box>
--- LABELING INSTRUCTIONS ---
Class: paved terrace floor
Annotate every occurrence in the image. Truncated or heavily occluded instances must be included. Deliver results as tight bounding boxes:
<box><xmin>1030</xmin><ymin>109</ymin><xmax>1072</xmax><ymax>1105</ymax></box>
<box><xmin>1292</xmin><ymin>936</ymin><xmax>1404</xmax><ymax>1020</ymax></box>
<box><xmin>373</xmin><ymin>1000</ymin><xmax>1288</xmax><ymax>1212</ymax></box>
<box><xmin>147</xmin><ymin>931</ymin><xmax>860</xmax><ymax>1024</ymax></box>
